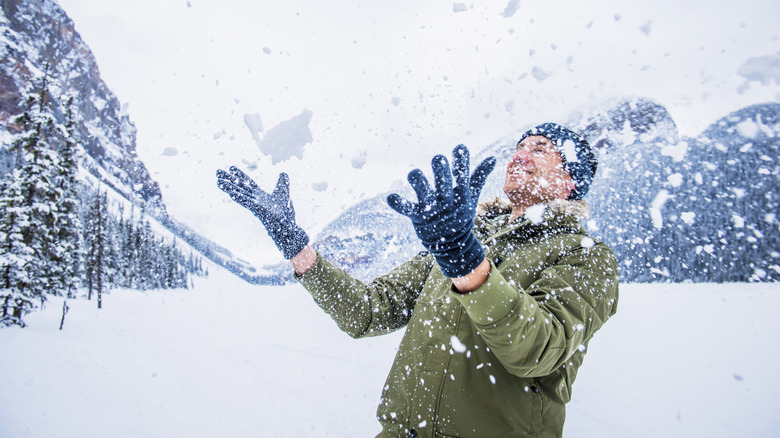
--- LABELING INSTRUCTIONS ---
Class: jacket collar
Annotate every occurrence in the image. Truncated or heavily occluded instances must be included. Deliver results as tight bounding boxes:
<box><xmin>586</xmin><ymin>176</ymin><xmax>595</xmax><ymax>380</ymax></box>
<box><xmin>474</xmin><ymin>197</ymin><xmax>589</xmax><ymax>242</ymax></box>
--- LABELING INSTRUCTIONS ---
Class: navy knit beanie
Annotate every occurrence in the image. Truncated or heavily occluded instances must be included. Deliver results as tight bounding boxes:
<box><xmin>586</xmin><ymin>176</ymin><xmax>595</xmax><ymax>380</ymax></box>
<box><xmin>518</xmin><ymin>122</ymin><xmax>597</xmax><ymax>200</ymax></box>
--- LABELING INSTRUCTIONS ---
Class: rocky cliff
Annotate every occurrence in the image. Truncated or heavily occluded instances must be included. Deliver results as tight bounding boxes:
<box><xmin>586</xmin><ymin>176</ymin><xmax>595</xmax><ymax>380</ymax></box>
<box><xmin>0</xmin><ymin>0</ymin><xmax>274</xmax><ymax>283</ymax></box>
<box><xmin>0</xmin><ymin>0</ymin><xmax>163</xmax><ymax>212</ymax></box>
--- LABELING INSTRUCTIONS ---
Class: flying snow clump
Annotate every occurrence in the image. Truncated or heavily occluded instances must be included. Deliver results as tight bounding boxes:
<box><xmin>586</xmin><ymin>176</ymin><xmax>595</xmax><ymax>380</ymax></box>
<box><xmin>650</xmin><ymin>190</ymin><xmax>671</xmax><ymax>229</ymax></box>
<box><xmin>736</xmin><ymin>119</ymin><xmax>760</xmax><ymax>138</ymax></box>
<box><xmin>531</xmin><ymin>66</ymin><xmax>552</xmax><ymax>82</ymax></box>
<box><xmin>312</xmin><ymin>182</ymin><xmax>328</xmax><ymax>192</ymax></box>
<box><xmin>161</xmin><ymin>147</ymin><xmax>178</xmax><ymax>157</ymax></box>
<box><xmin>667</xmin><ymin>173</ymin><xmax>683</xmax><ymax>187</ymax></box>
<box><xmin>501</xmin><ymin>0</ymin><xmax>520</xmax><ymax>17</ymax></box>
<box><xmin>351</xmin><ymin>152</ymin><xmax>367</xmax><ymax>169</ymax></box>
<box><xmin>639</xmin><ymin>20</ymin><xmax>653</xmax><ymax>35</ymax></box>
<box><xmin>737</xmin><ymin>54</ymin><xmax>780</xmax><ymax>86</ymax></box>
<box><xmin>450</xmin><ymin>335</ymin><xmax>467</xmax><ymax>353</ymax></box>
<box><xmin>243</xmin><ymin>113</ymin><xmax>264</xmax><ymax>141</ymax></box>
<box><xmin>560</xmin><ymin>139</ymin><xmax>579</xmax><ymax>163</ymax></box>
<box><xmin>660</xmin><ymin>141</ymin><xmax>689</xmax><ymax>162</ymax></box>
<box><xmin>251</xmin><ymin>110</ymin><xmax>314</xmax><ymax>164</ymax></box>
<box><xmin>526</xmin><ymin>204</ymin><xmax>546</xmax><ymax>224</ymax></box>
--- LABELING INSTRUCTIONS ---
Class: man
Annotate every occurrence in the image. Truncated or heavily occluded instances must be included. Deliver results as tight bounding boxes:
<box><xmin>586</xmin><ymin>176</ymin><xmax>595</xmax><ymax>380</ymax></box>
<box><xmin>216</xmin><ymin>122</ymin><xmax>619</xmax><ymax>437</ymax></box>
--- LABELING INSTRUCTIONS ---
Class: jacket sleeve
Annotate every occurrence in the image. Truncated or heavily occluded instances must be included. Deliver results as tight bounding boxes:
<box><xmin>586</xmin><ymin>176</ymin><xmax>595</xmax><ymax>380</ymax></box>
<box><xmin>295</xmin><ymin>251</ymin><xmax>435</xmax><ymax>339</ymax></box>
<box><xmin>451</xmin><ymin>241</ymin><xmax>619</xmax><ymax>378</ymax></box>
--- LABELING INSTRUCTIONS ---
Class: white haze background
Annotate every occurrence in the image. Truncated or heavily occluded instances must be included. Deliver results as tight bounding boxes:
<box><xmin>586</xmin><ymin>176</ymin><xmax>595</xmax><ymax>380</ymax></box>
<box><xmin>55</xmin><ymin>0</ymin><xmax>780</xmax><ymax>267</ymax></box>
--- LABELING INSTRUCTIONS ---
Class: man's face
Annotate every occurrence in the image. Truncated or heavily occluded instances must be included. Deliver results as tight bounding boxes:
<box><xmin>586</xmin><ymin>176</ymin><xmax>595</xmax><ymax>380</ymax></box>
<box><xmin>503</xmin><ymin>135</ymin><xmax>574</xmax><ymax>206</ymax></box>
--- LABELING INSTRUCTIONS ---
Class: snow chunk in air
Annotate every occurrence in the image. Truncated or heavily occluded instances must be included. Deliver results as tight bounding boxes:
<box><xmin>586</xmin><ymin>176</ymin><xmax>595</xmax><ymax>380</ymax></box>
<box><xmin>526</xmin><ymin>204</ymin><xmax>546</xmax><ymax>224</ymax></box>
<box><xmin>351</xmin><ymin>152</ymin><xmax>367</xmax><ymax>169</ymax></box>
<box><xmin>737</xmin><ymin>54</ymin><xmax>780</xmax><ymax>86</ymax></box>
<box><xmin>450</xmin><ymin>335</ymin><xmax>467</xmax><ymax>353</ymax></box>
<box><xmin>243</xmin><ymin>113</ymin><xmax>264</xmax><ymax>141</ymax></box>
<box><xmin>560</xmin><ymin>139</ymin><xmax>579</xmax><ymax>163</ymax></box>
<box><xmin>161</xmin><ymin>147</ymin><xmax>178</xmax><ymax>157</ymax></box>
<box><xmin>452</xmin><ymin>3</ymin><xmax>468</xmax><ymax>13</ymax></box>
<box><xmin>650</xmin><ymin>190</ymin><xmax>671</xmax><ymax>229</ymax></box>
<box><xmin>667</xmin><ymin>173</ymin><xmax>683</xmax><ymax>187</ymax></box>
<box><xmin>660</xmin><ymin>141</ymin><xmax>688</xmax><ymax>162</ymax></box>
<box><xmin>312</xmin><ymin>182</ymin><xmax>328</xmax><ymax>192</ymax></box>
<box><xmin>250</xmin><ymin>110</ymin><xmax>314</xmax><ymax>164</ymax></box>
<box><xmin>531</xmin><ymin>66</ymin><xmax>552</xmax><ymax>82</ymax></box>
<box><xmin>501</xmin><ymin>0</ymin><xmax>520</xmax><ymax>17</ymax></box>
<box><xmin>638</xmin><ymin>20</ymin><xmax>653</xmax><ymax>36</ymax></box>
<box><xmin>736</xmin><ymin>120</ymin><xmax>760</xmax><ymax>138</ymax></box>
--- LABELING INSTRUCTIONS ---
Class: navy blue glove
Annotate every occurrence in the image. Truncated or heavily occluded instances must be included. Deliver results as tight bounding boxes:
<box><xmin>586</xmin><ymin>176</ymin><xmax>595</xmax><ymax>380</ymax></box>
<box><xmin>387</xmin><ymin>145</ymin><xmax>496</xmax><ymax>278</ymax></box>
<box><xmin>216</xmin><ymin>166</ymin><xmax>309</xmax><ymax>259</ymax></box>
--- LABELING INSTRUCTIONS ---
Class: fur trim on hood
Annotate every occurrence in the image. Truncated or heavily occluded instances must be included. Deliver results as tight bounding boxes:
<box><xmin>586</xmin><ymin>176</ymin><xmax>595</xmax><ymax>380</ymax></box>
<box><xmin>476</xmin><ymin>197</ymin><xmax>591</xmax><ymax>221</ymax></box>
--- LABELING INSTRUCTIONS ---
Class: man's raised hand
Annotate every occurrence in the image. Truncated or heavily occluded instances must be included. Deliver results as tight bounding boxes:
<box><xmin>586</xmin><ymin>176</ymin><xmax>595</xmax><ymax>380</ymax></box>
<box><xmin>387</xmin><ymin>145</ymin><xmax>496</xmax><ymax>278</ymax></box>
<box><xmin>216</xmin><ymin>166</ymin><xmax>309</xmax><ymax>260</ymax></box>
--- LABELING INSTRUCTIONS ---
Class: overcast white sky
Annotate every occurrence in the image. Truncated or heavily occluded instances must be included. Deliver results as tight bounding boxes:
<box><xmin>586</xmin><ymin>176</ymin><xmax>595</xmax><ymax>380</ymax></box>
<box><xmin>56</xmin><ymin>0</ymin><xmax>780</xmax><ymax>266</ymax></box>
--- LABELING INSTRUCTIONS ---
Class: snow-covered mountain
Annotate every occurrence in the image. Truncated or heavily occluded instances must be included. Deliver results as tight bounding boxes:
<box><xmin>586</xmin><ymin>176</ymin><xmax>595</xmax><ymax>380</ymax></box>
<box><xmin>0</xmin><ymin>0</ymin><xmax>163</xmax><ymax>212</ymax></box>
<box><xmin>302</xmin><ymin>98</ymin><xmax>779</xmax><ymax>283</ymax></box>
<box><xmin>3</xmin><ymin>0</ymin><xmax>776</xmax><ymax>285</ymax></box>
<box><xmin>588</xmin><ymin>102</ymin><xmax>779</xmax><ymax>282</ymax></box>
<box><xmin>0</xmin><ymin>0</ymin><xmax>268</xmax><ymax>283</ymax></box>
<box><xmin>569</xmin><ymin>96</ymin><xmax>680</xmax><ymax>151</ymax></box>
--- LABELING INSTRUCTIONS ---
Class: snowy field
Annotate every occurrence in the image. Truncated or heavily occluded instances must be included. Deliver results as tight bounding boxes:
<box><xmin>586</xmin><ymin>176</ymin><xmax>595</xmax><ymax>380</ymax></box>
<box><xmin>1</xmin><ymin>267</ymin><xmax>779</xmax><ymax>438</ymax></box>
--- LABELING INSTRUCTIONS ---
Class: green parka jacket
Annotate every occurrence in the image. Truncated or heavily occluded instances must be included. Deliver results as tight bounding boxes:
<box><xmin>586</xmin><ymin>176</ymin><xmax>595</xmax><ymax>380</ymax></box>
<box><xmin>296</xmin><ymin>199</ymin><xmax>619</xmax><ymax>438</ymax></box>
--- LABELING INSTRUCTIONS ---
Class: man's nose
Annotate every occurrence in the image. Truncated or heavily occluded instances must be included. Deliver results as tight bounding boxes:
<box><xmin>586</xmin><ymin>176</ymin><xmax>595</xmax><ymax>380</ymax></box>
<box><xmin>511</xmin><ymin>148</ymin><xmax>531</xmax><ymax>163</ymax></box>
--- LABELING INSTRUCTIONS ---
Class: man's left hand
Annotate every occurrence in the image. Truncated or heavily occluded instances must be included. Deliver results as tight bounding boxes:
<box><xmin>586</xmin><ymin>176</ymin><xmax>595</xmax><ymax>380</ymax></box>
<box><xmin>387</xmin><ymin>145</ymin><xmax>496</xmax><ymax>278</ymax></box>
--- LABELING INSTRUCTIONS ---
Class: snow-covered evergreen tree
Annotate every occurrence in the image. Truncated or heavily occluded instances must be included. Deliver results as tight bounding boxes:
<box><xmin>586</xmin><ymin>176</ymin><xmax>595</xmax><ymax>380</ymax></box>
<box><xmin>0</xmin><ymin>174</ymin><xmax>37</xmax><ymax>327</ymax></box>
<box><xmin>83</xmin><ymin>189</ymin><xmax>110</xmax><ymax>308</ymax></box>
<box><xmin>0</xmin><ymin>64</ymin><xmax>208</xmax><ymax>326</ymax></box>
<box><xmin>52</xmin><ymin>95</ymin><xmax>83</xmax><ymax>298</ymax></box>
<box><xmin>0</xmin><ymin>65</ymin><xmax>61</xmax><ymax>324</ymax></box>
<box><xmin>113</xmin><ymin>204</ymin><xmax>131</xmax><ymax>287</ymax></box>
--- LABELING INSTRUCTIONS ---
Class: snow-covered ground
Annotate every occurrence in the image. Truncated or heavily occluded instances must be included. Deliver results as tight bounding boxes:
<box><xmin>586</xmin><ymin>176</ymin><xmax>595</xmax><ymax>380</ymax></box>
<box><xmin>1</xmin><ymin>267</ymin><xmax>779</xmax><ymax>437</ymax></box>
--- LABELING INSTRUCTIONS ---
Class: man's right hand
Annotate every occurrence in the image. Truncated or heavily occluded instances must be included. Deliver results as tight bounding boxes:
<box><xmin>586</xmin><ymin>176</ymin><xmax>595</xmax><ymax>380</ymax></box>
<box><xmin>216</xmin><ymin>166</ymin><xmax>309</xmax><ymax>260</ymax></box>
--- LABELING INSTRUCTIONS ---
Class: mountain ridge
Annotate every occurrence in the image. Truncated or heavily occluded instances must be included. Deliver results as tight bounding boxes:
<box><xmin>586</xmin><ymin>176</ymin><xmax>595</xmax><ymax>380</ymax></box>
<box><xmin>2</xmin><ymin>0</ymin><xmax>776</xmax><ymax>284</ymax></box>
<box><xmin>0</xmin><ymin>0</ymin><xmax>269</xmax><ymax>283</ymax></box>
<box><xmin>298</xmin><ymin>98</ymin><xmax>779</xmax><ymax>283</ymax></box>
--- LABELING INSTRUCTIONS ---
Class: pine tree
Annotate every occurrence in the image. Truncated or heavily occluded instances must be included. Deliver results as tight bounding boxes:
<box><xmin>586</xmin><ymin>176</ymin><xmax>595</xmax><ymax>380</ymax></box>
<box><xmin>0</xmin><ymin>65</ymin><xmax>60</xmax><ymax>325</ymax></box>
<box><xmin>0</xmin><ymin>174</ymin><xmax>36</xmax><ymax>327</ymax></box>
<box><xmin>114</xmin><ymin>204</ymin><xmax>131</xmax><ymax>288</ymax></box>
<box><xmin>53</xmin><ymin>95</ymin><xmax>83</xmax><ymax>298</ymax></box>
<box><xmin>84</xmin><ymin>189</ymin><xmax>110</xmax><ymax>308</ymax></box>
<box><xmin>2</xmin><ymin>66</ymin><xmax>209</xmax><ymax>325</ymax></box>
<box><xmin>137</xmin><ymin>213</ymin><xmax>155</xmax><ymax>290</ymax></box>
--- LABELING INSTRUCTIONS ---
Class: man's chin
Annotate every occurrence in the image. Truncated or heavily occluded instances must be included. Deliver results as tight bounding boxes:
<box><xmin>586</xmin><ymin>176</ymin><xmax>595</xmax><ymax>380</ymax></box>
<box><xmin>503</xmin><ymin>183</ymin><xmax>529</xmax><ymax>199</ymax></box>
